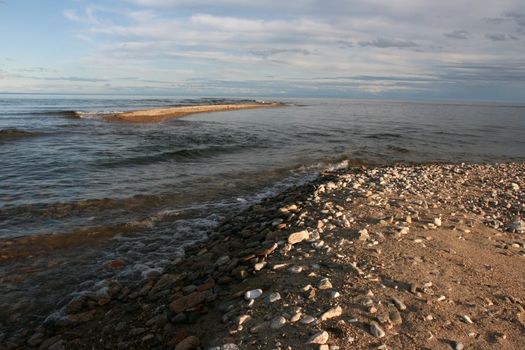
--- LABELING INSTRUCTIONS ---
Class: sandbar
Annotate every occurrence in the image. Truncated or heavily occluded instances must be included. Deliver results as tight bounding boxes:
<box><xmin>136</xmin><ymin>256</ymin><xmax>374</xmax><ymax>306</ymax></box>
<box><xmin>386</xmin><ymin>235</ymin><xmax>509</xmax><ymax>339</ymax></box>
<box><xmin>105</xmin><ymin>103</ymin><xmax>284</xmax><ymax>123</ymax></box>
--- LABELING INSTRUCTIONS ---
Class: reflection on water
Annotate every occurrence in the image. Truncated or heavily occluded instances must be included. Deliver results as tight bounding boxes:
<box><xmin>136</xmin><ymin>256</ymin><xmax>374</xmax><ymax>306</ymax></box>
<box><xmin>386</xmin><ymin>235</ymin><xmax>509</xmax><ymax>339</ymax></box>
<box><xmin>1</xmin><ymin>96</ymin><xmax>525</xmax><ymax>336</ymax></box>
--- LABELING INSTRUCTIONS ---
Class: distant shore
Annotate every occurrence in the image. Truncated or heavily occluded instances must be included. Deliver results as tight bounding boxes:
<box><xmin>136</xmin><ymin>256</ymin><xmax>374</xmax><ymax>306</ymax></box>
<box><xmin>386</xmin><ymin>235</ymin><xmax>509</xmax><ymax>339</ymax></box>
<box><xmin>105</xmin><ymin>103</ymin><xmax>285</xmax><ymax>123</ymax></box>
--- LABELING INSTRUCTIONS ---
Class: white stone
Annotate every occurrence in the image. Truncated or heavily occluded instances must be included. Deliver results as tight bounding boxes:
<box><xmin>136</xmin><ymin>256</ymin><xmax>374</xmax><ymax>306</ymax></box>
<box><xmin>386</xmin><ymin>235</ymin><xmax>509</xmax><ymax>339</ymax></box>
<box><xmin>245</xmin><ymin>289</ymin><xmax>263</xmax><ymax>300</ymax></box>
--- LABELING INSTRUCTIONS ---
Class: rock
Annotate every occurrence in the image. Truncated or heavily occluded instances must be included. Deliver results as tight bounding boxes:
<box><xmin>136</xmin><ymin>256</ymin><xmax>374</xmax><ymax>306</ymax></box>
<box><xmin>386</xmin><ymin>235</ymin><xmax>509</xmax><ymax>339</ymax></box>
<box><xmin>216</xmin><ymin>256</ymin><xmax>231</xmax><ymax>266</ymax></box>
<box><xmin>256</xmin><ymin>242</ymin><xmax>278</xmax><ymax>256</ymax></box>
<box><xmin>392</xmin><ymin>297</ymin><xmax>407</xmax><ymax>311</ymax></box>
<box><xmin>462</xmin><ymin>315</ymin><xmax>474</xmax><ymax>324</ymax></box>
<box><xmin>244</xmin><ymin>289</ymin><xmax>263</xmax><ymax>300</ymax></box>
<box><xmin>433</xmin><ymin>218</ymin><xmax>442</xmax><ymax>227</ymax></box>
<box><xmin>254</xmin><ymin>261</ymin><xmax>267</xmax><ymax>271</ymax></box>
<box><xmin>509</xmin><ymin>220</ymin><xmax>524</xmax><ymax>233</ymax></box>
<box><xmin>222</xmin><ymin>345</ymin><xmax>240</xmax><ymax>350</ymax></box>
<box><xmin>235</xmin><ymin>314</ymin><xmax>251</xmax><ymax>327</ymax></box>
<box><xmin>231</xmin><ymin>266</ymin><xmax>248</xmax><ymax>281</ymax></box>
<box><xmin>266</xmin><ymin>292</ymin><xmax>281</xmax><ymax>304</ymax></box>
<box><xmin>290</xmin><ymin>312</ymin><xmax>302</xmax><ymax>322</ymax></box>
<box><xmin>370</xmin><ymin>321</ymin><xmax>386</xmax><ymax>338</ymax></box>
<box><xmin>358</xmin><ymin>228</ymin><xmax>369</xmax><ymax>241</ymax></box>
<box><xmin>288</xmin><ymin>230</ymin><xmax>310</xmax><ymax>245</ymax></box>
<box><xmin>169</xmin><ymin>291</ymin><xmax>207</xmax><ymax>313</ymax></box>
<box><xmin>331</xmin><ymin>291</ymin><xmax>341</xmax><ymax>298</ymax></box>
<box><xmin>306</xmin><ymin>331</ymin><xmax>329</xmax><ymax>345</ymax></box>
<box><xmin>455</xmin><ymin>341</ymin><xmax>464</xmax><ymax>350</ymax></box>
<box><xmin>250</xmin><ymin>322</ymin><xmax>269</xmax><ymax>334</ymax></box>
<box><xmin>318</xmin><ymin>278</ymin><xmax>333</xmax><ymax>290</ymax></box>
<box><xmin>27</xmin><ymin>332</ymin><xmax>44</xmax><ymax>347</ymax></box>
<box><xmin>270</xmin><ymin>316</ymin><xmax>287</xmax><ymax>329</ymax></box>
<box><xmin>320</xmin><ymin>306</ymin><xmax>343</xmax><ymax>321</ymax></box>
<box><xmin>389</xmin><ymin>309</ymin><xmax>402</xmax><ymax>325</ymax></box>
<box><xmin>300</xmin><ymin>315</ymin><xmax>316</xmax><ymax>324</ymax></box>
<box><xmin>174</xmin><ymin>336</ymin><xmax>200</xmax><ymax>350</ymax></box>
<box><xmin>289</xmin><ymin>265</ymin><xmax>303</xmax><ymax>273</ymax></box>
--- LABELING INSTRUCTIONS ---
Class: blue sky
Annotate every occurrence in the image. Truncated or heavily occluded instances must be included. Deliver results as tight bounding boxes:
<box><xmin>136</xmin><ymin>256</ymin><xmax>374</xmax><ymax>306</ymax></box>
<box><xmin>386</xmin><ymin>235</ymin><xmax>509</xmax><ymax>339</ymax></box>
<box><xmin>1</xmin><ymin>0</ymin><xmax>524</xmax><ymax>101</ymax></box>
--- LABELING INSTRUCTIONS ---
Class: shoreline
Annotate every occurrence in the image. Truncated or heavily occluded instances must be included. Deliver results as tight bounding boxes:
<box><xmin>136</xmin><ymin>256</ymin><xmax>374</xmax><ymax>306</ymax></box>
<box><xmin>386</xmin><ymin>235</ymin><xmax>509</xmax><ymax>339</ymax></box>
<box><xmin>105</xmin><ymin>103</ymin><xmax>285</xmax><ymax>123</ymax></box>
<box><xmin>3</xmin><ymin>162</ymin><xmax>524</xmax><ymax>349</ymax></box>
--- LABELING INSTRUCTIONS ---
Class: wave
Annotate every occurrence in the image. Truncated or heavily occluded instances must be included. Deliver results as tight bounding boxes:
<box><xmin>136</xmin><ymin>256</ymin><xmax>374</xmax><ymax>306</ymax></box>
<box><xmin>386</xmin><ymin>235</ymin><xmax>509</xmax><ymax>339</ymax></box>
<box><xmin>98</xmin><ymin>144</ymin><xmax>256</xmax><ymax>167</ymax></box>
<box><xmin>364</xmin><ymin>133</ymin><xmax>402</xmax><ymax>139</ymax></box>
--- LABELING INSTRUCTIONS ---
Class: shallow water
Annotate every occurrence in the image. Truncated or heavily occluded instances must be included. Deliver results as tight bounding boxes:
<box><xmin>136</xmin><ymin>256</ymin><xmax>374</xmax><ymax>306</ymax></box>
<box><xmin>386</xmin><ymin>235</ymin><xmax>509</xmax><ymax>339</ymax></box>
<box><xmin>1</xmin><ymin>95</ymin><xmax>525</xmax><ymax>335</ymax></box>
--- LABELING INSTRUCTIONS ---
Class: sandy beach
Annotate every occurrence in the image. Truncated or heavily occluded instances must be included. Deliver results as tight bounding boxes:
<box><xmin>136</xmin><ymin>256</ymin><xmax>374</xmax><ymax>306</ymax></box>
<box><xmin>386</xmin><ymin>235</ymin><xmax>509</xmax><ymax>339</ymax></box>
<box><xmin>105</xmin><ymin>103</ymin><xmax>284</xmax><ymax>123</ymax></box>
<box><xmin>8</xmin><ymin>162</ymin><xmax>524</xmax><ymax>350</ymax></box>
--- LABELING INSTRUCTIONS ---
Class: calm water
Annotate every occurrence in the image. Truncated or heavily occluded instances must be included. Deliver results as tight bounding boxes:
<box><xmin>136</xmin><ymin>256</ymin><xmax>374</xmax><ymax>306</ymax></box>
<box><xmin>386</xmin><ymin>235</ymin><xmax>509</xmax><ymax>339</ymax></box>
<box><xmin>1</xmin><ymin>95</ymin><xmax>525</xmax><ymax>336</ymax></box>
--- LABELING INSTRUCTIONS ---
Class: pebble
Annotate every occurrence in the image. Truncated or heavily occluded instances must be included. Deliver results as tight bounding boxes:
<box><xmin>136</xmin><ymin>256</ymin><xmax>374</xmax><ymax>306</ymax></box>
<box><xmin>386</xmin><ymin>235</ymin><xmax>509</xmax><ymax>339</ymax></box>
<box><xmin>389</xmin><ymin>309</ymin><xmax>402</xmax><ymax>325</ymax></box>
<box><xmin>174</xmin><ymin>336</ymin><xmax>200</xmax><ymax>350</ymax></box>
<box><xmin>290</xmin><ymin>312</ymin><xmax>302</xmax><ymax>322</ymax></box>
<box><xmin>330</xmin><ymin>291</ymin><xmax>341</xmax><ymax>298</ymax></box>
<box><xmin>455</xmin><ymin>341</ymin><xmax>464</xmax><ymax>350</ymax></box>
<box><xmin>462</xmin><ymin>315</ymin><xmax>474</xmax><ymax>324</ymax></box>
<box><xmin>300</xmin><ymin>315</ymin><xmax>316</xmax><ymax>324</ymax></box>
<box><xmin>306</xmin><ymin>331</ymin><xmax>329</xmax><ymax>345</ymax></box>
<box><xmin>244</xmin><ymin>289</ymin><xmax>263</xmax><ymax>300</ymax></box>
<box><xmin>254</xmin><ymin>262</ymin><xmax>267</xmax><ymax>271</ymax></box>
<box><xmin>288</xmin><ymin>230</ymin><xmax>310</xmax><ymax>245</ymax></box>
<box><xmin>270</xmin><ymin>316</ymin><xmax>287</xmax><ymax>329</ymax></box>
<box><xmin>215</xmin><ymin>256</ymin><xmax>230</xmax><ymax>266</ymax></box>
<box><xmin>370</xmin><ymin>321</ymin><xmax>386</xmax><ymax>338</ymax></box>
<box><xmin>434</xmin><ymin>218</ymin><xmax>442</xmax><ymax>227</ymax></box>
<box><xmin>266</xmin><ymin>292</ymin><xmax>281</xmax><ymax>304</ymax></box>
<box><xmin>392</xmin><ymin>297</ymin><xmax>407</xmax><ymax>310</ymax></box>
<box><xmin>318</xmin><ymin>278</ymin><xmax>333</xmax><ymax>290</ymax></box>
<box><xmin>289</xmin><ymin>265</ymin><xmax>303</xmax><ymax>273</ymax></box>
<box><xmin>320</xmin><ymin>306</ymin><xmax>343</xmax><ymax>321</ymax></box>
<box><xmin>222</xmin><ymin>344</ymin><xmax>240</xmax><ymax>350</ymax></box>
<box><xmin>358</xmin><ymin>228</ymin><xmax>370</xmax><ymax>241</ymax></box>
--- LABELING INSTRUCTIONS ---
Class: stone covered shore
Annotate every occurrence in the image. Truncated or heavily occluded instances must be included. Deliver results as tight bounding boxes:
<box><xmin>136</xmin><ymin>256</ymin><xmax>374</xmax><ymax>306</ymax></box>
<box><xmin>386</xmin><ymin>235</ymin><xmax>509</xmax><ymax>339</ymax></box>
<box><xmin>4</xmin><ymin>162</ymin><xmax>525</xmax><ymax>350</ymax></box>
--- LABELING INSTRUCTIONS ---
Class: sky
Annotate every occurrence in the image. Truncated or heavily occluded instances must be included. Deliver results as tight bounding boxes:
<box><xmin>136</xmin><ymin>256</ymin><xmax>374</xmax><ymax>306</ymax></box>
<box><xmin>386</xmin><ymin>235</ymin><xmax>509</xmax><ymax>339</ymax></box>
<box><xmin>0</xmin><ymin>0</ymin><xmax>524</xmax><ymax>101</ymax></box>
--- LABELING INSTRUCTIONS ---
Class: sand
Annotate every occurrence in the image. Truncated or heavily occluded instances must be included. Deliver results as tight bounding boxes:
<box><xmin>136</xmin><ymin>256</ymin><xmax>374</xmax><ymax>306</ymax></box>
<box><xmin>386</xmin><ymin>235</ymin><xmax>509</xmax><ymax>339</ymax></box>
<box><xmin>105</xmin><ymin>103</ymin><xmax>284</xmax><ymax>123</ymax></box>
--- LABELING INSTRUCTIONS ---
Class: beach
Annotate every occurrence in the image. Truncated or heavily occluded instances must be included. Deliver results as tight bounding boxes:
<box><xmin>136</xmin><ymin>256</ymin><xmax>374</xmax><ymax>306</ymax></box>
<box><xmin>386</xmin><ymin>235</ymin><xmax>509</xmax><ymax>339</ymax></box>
<box><xmin>105</xmin><ymin>103</ymin><xmax>284</xmax><ymax>123</ymax></box>
<box><xmin>7</xmin><ymin>162</ymin><xmax>524</xmax><ymax>350</ymax></box>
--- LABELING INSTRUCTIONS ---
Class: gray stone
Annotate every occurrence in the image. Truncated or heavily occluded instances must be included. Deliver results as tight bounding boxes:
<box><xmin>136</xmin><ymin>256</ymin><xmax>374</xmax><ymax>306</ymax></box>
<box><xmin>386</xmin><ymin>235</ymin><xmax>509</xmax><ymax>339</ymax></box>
<box><xmin>370</xmin><ymin>321</ymin><xmax>386</xmax><ymax>338</ymax></box>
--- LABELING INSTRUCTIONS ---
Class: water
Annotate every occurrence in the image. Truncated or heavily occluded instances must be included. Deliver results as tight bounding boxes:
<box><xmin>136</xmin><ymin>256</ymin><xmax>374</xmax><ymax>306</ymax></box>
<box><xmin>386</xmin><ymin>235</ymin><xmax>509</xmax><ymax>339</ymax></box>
<box><xmin>1</xmin><ymin>95</ymin><xmax>525</xmax><ymax>336</ymax></box>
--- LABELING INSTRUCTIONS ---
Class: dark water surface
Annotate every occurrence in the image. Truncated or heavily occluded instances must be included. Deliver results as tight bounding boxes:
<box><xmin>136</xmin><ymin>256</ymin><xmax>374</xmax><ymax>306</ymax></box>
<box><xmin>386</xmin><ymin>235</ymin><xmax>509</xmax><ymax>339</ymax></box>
<box><xmin>1</xmin><ymin>95</ymin><xmax>525</xmax><ymax>336</ymax></box>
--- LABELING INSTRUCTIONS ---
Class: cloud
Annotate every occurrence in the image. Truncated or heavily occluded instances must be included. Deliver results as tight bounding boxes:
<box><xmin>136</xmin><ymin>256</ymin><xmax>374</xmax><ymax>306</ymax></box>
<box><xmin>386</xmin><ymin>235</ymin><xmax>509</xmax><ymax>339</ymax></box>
<box><xmin>443</xmin><ymin>29</ymin><xmax>469</xmax><ymax>39</ymax></box>
<box><xmin>485</xmin><ymin>33</ymin><xmax>519</xmax><ymax>41</ymax></box>
<box><xmin>358</xmin><ymin>38</ymin><xmax>418</xmax><ymax>48</ymax></box>
<box><xmin>250</xmin><ymin>48</ymin><xmax>312</xmax><ymax>58</ymax></box>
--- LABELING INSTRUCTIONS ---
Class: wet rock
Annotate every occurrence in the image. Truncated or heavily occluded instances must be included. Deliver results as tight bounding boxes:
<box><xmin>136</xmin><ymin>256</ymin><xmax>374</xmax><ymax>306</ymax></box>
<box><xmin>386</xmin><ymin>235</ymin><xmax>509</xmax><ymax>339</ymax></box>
<box><xmin>306</xmin><ymin>331</ymin><xmax>329</xmax><ymax>345</ymax></box>
<box><xmin>370</xmin><ymin>321</ymin><xmax>386</xmax><ymax>338</ymax></box>
<box><xmin>150</xmin><ymin>273</ymin><xmax>184</xmax><ymax>295</ymax></box>
<box><xmin>169</xmin><ymin>291</ymin><xmax>207</xmax><ymax>313</ymax></box>
<box><xmin>27</xmin><ymin>332</ymin><xmax>44</xmax><ymax>347</ymax></box>
<box><xmin>288</xmin><ymin>230</ymin><xmax>310</xmax><ymax>245</ymax></box>
<box><xmin>320</xmin><ymin>306</ymin><xmax>343</xmax><ymax>321</ymax></box>
<box><xmin>174</xmin><ymin>336</ymin><xmax>200</xmax><ymax>350</ymax></box>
